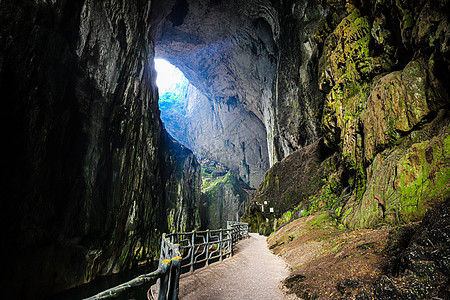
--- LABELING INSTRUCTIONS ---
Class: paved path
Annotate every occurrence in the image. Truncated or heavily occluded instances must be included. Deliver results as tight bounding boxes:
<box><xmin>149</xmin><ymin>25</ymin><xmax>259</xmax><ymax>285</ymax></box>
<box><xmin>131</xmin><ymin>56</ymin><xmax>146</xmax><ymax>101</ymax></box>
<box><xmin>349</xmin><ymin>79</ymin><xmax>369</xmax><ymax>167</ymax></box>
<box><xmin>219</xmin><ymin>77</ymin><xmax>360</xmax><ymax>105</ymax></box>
<box><xmin>178</xmin><ymin>233</ymin><xmax>296</xmax><ymax>300</ymax></box>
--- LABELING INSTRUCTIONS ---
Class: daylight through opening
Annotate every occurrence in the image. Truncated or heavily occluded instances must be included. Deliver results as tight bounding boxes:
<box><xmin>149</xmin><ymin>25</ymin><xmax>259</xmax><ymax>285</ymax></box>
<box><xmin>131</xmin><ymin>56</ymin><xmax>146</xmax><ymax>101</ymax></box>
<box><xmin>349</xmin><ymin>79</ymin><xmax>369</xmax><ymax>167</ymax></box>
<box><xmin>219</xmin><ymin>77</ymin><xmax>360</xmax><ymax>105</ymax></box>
<box><xmin>154</xmin><ymin>59</ymin><xmax>188</xmax><ymax>114</ymax></box>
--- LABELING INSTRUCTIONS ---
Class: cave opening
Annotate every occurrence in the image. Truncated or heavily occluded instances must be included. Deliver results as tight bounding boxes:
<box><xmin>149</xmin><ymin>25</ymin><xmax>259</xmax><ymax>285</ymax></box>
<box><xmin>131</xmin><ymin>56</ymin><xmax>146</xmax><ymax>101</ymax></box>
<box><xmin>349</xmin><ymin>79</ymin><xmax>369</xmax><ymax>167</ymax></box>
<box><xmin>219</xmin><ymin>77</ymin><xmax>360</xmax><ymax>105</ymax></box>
<box><xmin>154</xmin><ymin>58</ymin><xmax>190</xmax><ymax>146</ymax></box>
<box><xmin>153</xmin><ymin>57</ymin><xmax>257</xmax><ymax>230</ymax></box>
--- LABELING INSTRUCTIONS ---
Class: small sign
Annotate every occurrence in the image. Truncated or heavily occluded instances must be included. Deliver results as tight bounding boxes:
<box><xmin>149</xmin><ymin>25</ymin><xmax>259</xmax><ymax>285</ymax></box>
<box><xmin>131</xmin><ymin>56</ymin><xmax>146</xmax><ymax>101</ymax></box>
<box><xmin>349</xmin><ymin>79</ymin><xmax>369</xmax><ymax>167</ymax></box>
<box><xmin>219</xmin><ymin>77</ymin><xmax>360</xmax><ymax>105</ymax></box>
<box><xmin>269</xmin><ymin>207</ymin><xmax>274</xmax><ymax>213</ymax></box>
<box><xmin>264</xmin><ymin>201</ymin><xmax>268</xmax><ymax>205</ymax></box>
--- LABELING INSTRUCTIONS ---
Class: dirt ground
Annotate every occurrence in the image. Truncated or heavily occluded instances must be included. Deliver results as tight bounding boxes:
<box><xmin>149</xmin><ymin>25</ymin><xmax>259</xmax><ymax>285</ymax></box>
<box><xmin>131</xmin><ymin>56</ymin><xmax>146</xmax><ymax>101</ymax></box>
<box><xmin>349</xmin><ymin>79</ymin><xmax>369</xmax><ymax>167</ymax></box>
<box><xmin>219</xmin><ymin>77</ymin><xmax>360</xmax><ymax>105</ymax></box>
<box><xmin>267</xmin><ymin>212</ymin><xmax>418</xmax><ymax>299</ymax></box>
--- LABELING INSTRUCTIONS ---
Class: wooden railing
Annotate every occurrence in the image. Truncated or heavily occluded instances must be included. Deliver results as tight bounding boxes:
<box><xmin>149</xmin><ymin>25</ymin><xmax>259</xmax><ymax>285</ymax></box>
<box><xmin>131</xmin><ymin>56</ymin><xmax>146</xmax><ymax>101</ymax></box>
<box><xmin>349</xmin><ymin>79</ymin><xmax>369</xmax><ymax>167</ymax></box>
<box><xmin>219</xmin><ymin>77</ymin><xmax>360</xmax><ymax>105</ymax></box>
<box><xmin>84</xmin><ymin>222</ymin><xmax>249</xmax><ymax>300</ymax></box>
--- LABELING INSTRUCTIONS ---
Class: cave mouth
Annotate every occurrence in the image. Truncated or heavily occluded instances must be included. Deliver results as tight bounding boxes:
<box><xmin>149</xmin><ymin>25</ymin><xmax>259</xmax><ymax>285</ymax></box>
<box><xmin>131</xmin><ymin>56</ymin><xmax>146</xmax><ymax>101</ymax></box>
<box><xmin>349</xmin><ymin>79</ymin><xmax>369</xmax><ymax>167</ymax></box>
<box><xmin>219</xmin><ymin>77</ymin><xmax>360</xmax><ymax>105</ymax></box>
<box><xmin>154</xmin><ymin>58</ymin><xmax>189</xmax><ymax>138</ymax></box>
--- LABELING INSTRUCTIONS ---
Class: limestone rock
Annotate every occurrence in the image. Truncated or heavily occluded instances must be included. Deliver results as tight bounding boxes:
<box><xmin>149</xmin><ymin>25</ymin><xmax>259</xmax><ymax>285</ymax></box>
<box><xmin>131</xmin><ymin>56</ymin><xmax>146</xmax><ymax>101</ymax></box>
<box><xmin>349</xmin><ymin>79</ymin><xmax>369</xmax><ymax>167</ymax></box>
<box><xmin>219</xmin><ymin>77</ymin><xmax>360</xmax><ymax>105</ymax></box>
<box><xmin>362</xmin><ymin>59</ymin><xmax>433</xmax><ymax>162</ymax></box>
<box><xmin>200</xmin><ymin>166</ymin><xmax>252</xmax><ymax>230</ymax></box>
<box><xmin>242</xmin><ymin>139</ymin><xmax>336</xmax><ymax>235</ymax></box>
<box><xmin>1</xmin><ymin>1</ymin><xmax>201</xmax><ymax>298</ymax></box>
<box><xmin>320</xmin><ymin>8</ymin><xmax>393</xmax><ymax>150</ymax></box>
<box><xmin>161</xmin><ymin>81</ymin><xmax>269</xmax><ymax>188</ymax></box>
<box><xmin>271</xmin><ymin>0</ymin><xmax>326</xmax><ymax>160</ymax></box>
<box><xmin>343</xmin><ymin>111</ymin><xmax>450</xmax><ymax>228</ymax></box>
<box><xmin>161</xmin><ymin>130</ymin><xmax>202</xmax><ymax>233</ymax></box>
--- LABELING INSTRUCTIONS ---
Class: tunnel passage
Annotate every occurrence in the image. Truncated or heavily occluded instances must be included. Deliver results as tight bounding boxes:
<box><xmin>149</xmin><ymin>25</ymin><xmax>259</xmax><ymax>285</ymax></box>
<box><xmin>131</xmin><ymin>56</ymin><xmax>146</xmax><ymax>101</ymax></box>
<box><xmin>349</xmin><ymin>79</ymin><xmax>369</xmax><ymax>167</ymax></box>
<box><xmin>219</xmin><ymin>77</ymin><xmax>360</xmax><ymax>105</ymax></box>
<box><xmin>153</xmin><ymin>57</ymin><xmax>266</xmax><ymax>229</ymax></box>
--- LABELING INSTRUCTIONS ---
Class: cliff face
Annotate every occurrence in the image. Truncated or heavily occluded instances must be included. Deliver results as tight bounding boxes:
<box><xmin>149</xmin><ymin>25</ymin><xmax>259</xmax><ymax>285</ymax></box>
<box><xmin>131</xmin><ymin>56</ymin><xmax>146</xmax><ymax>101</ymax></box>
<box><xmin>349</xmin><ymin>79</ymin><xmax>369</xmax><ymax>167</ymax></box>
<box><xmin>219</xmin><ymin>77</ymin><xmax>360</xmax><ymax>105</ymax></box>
<box><xmin>161</xmin><ymin>81</ymin><xmax>270</xmax><ymax>188</ymax></box>
<box><xmin>161</xmin><ymin>130</ymin><xmax>202</xmax><ymax>233</ymax></box>
<box><xmin>199</xmin><ymin>160</ymin><xmax>253</xmax><ymax>229</ymax></box>
<box><xmin>243</xmin><ymin>139</ymin><xmax>338</xmax><ymax>234</ymax></box>
<box><xmin>244</xmin><ymin>0</ymin><xmax>450</xmax><ymax>234</ymax></box>
<box><xmin>1</xmin><ymin>0</ymin><xmax>200</xmax><ymax>298</ymax></box>
<box><xmin>317</xmin><ymin>0</ymin><xmax>450</xmax><ymax>229</ymax></box>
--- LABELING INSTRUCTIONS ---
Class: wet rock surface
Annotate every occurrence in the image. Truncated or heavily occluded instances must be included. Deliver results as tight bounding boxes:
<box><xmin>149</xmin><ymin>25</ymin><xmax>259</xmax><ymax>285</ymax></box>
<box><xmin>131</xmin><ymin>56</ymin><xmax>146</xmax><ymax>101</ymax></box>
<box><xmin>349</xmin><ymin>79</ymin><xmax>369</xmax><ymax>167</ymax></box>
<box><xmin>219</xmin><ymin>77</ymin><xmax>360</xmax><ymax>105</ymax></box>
<box><xmin>372</xmin><ymin>198</ymin><xmax>450</xmax><ymax>300</ymax></box>
<box><xmin>242</xmin><ymin>139</ymin><xmax>336</xmax><ymax>235</ymax></box>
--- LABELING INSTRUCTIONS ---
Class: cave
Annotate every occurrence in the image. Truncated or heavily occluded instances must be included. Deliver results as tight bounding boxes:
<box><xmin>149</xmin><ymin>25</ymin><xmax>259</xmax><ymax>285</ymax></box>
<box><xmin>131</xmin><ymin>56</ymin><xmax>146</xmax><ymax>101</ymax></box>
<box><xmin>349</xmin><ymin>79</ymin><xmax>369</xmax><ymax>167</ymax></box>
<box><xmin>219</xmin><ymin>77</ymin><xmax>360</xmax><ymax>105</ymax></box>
<box><xmin>154</xmin><ymin>57</ymin><xmax>263</xmax><ymax>230</ymax></box>
<box><xmin>2</xmin><ymin>0</ymin><xmax>449</xmax><ymax>299</ymax></box>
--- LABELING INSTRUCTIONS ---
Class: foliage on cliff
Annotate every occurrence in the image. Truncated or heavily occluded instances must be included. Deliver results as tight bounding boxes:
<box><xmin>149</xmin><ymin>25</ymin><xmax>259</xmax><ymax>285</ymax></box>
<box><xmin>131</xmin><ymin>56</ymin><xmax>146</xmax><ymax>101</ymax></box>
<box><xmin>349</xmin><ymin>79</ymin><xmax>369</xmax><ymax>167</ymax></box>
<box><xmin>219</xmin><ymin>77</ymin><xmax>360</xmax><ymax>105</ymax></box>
<box><xmin>200</xmin><ymin>159</ymin><xmax>252</xmax><ymax>229</ymax></box>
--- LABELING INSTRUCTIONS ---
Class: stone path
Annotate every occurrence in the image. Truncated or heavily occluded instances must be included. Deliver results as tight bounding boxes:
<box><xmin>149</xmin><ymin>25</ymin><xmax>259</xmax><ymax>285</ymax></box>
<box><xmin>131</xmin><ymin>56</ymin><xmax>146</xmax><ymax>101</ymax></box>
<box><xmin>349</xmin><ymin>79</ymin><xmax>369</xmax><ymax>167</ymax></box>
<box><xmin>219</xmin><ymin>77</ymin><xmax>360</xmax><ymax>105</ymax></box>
<box><xmin>178</xmin><ymin>233</ymin><xmax>297</xmax><ymax>300</ymax></box>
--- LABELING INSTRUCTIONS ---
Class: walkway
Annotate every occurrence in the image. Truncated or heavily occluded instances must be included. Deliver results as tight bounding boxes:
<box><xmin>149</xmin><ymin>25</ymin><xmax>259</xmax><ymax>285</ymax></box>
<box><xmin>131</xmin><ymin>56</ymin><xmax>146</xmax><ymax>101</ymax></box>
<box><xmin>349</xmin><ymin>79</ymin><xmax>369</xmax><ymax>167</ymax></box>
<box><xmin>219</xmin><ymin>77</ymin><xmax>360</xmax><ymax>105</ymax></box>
<box><xmin>178</xmin><ymin>233</ymin><xmax>297</xmax><ymax>300</ymax></box>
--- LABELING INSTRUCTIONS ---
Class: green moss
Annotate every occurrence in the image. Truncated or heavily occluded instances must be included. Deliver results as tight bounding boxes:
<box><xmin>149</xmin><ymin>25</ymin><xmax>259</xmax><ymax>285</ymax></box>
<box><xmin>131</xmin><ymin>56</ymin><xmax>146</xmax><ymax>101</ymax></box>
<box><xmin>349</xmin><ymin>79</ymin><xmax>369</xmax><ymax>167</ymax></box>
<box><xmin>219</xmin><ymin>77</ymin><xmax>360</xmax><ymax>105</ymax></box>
<box><xmin>335</xmin><ymin>206</ymin><xmax>342</xmax><ymax>217</ymax></box>
<box><xmin>202</xmin><ymin>169</ymin><xmax>250</xmax><ymax>229</ymax></box>
<box><xmin>278</xmin><ymin>210</ymin><xmax>293</xmax><ymax>225</ymax></box>
<box><xmin>355</xmin><ymin>162</ymin><xmax>366</xmax><ymax>201</ymax></box>
<box><xmin>345</xmin><ymin>123</ymin><xmax>450</xmax><ymax>229</ymax></box>
<box><xmin>443</xmin><ymin>134</ymin><xmax>450</xmax><ymax>156</ymax></box>
<box><xmin>305</xmin><ymin>211</ymin><xmax>343</xmax><ymax>232</ymax></box>
<box><xmin>242</xmin><ymin>208</ymin><xmax>274</xmax><ymax>236</ymax></box>
<box><xmin>395</xmin><ymin>135</ymin><xmax>450</xmax><ymax>221</ymax></box>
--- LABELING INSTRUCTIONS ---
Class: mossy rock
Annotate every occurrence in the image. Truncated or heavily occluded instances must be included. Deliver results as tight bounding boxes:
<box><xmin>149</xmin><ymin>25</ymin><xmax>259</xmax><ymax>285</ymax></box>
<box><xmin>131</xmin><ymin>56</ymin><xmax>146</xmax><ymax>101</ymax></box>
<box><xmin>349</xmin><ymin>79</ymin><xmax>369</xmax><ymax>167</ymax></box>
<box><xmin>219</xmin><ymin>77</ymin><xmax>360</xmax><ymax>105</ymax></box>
<box><xmin>362</xmin><ymin>59</ymin><xmax>436</xmax><ymax>163</ymax></box>
<box><xmin>242</xmin><ymin>139</ymin><xmax>337</xmax><ymax>235</ymax></box>
<box><xmin>342</xmin><ymin>119</ymin><xmax>450</xmax><ymax>228</ymax></box>
<box><xmin>200</xmin><ymin>170</ymin><xmax>251</xmax><ymax>230</ymax></box>
<box><xmin>319</xmin><ymin>7</ymin><xmax>393</xmax><ymax>154</ymax></box>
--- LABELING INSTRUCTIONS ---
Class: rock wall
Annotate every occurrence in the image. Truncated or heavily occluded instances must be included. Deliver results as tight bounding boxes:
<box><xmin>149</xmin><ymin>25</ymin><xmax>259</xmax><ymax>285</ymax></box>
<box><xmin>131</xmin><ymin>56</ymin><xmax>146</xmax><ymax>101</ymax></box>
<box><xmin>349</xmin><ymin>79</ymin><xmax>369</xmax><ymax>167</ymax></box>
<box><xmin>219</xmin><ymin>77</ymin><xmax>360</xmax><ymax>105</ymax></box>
<box><xmin>371</xmin><ymin>198</ymin><xmax>450</xmax><ymax>299</ymax></box>
<box><xmin>244</xmin><ymin>0</ymin><xmax>450</xmax><ymax>234</ymax></box>
<box><xmin>199</xmin><ymin>160</ymin><xmax>253</xmax><ymax>229</ymax></box>
<box><xmin>317</xmin><ymin>0</ymin><xmax>450</xmax><ymax>229</ymax></box>
<box><xmin>270</xmin><ymin>0</ymin><xmax>326</xmax><ymax>161</ymax></box>
<box><xmin>1</xmin><ymin>0</ymin><xmax>200</xmax><ymax>298</ymax></box>
<box><xmin>242</xmin><ymin>139</ymin><xmax>338</xmax><ymax>234</ymax></box>
<box><xmin>161</xmin><ymin>130</ymin><xmax>202</xmax><ymax>233</ymax></box>
<box><xmin>161</xmin><ymin>81</ymin><xmax>270</xmax><ymax>188</ymax></box>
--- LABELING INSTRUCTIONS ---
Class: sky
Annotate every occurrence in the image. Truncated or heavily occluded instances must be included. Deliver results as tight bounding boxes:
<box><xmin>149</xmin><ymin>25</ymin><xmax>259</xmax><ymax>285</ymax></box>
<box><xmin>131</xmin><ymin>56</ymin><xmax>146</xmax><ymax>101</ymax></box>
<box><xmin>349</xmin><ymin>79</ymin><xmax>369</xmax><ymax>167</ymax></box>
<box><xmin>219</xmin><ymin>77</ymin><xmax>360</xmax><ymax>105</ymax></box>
<box><xmin>154</xmin><ymin>59</ymin><xmax>186</xmax><ymax>94</ymax></box>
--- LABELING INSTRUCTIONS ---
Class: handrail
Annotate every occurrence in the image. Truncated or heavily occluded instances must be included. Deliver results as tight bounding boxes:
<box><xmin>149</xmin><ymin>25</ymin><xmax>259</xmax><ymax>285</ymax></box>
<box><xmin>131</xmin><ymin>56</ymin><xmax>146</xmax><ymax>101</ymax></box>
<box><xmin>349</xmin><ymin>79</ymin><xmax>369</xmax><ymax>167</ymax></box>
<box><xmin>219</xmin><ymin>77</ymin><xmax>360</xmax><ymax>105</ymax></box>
<box><xmin>84</xmin><ymin>222</ymin><xmax>248</xmax><ymax>300</ymax></box>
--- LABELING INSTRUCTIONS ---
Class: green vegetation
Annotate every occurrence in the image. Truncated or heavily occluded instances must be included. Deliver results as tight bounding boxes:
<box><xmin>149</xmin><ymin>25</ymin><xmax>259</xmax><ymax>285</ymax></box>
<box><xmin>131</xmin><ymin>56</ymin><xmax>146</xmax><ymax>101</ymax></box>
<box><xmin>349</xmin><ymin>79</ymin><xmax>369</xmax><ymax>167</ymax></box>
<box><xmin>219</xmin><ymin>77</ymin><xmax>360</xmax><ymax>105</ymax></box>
<box><xmin>158</xmin><ymin>76</ymin><xmax>189</xmax><ymax>114</ymax></box>
<box><xmin>200</xmin><ymin>160</ymin><xmax>251</xmax><ymax>230</ymax></box>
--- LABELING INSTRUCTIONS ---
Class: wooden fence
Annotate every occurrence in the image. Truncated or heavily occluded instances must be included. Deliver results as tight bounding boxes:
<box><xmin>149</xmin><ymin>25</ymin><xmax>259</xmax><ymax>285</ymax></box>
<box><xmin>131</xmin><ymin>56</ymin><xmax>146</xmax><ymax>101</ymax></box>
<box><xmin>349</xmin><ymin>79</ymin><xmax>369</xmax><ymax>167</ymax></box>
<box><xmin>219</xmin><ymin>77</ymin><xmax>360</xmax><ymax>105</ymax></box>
<box><xmin>84</xmin><ymin>222</ymin><xmax>249</xmax><ymax>300</ymax></box>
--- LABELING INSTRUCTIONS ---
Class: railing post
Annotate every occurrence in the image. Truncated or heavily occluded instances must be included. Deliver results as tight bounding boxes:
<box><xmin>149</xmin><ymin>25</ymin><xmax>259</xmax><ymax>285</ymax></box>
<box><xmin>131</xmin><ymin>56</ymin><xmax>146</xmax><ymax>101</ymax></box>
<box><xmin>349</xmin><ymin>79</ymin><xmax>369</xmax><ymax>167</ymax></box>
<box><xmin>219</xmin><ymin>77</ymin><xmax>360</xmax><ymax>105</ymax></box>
<box><xmin>158</xmin><ymin>259</ymin><xmax>172</xmax><ymax>300</ymax></box>
<box><xmin>205</xmin><ymin>229</ymin><xmax>210</xmax><ymax>266</ymax></box>
<box><xmin>219</xmin><ymin>229</ymin><xmax>223</xmax><ymax>261</ymax></box>
<box><xmin>190</xmin><ymin>230</ymin><xmax>195</xmax><ymax>273</ymax></box>
<box><xmin>229</xmin><ymin>228</ymin><xmax>233</xmax><ymax>256</ymax></box>
<box><xmin>168</xmin><ymin>245</ymin><xmax>182</xmax><ymax>300</ymax></box>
